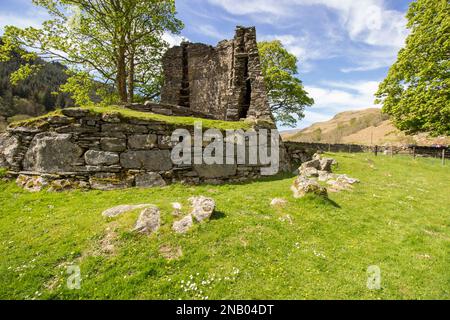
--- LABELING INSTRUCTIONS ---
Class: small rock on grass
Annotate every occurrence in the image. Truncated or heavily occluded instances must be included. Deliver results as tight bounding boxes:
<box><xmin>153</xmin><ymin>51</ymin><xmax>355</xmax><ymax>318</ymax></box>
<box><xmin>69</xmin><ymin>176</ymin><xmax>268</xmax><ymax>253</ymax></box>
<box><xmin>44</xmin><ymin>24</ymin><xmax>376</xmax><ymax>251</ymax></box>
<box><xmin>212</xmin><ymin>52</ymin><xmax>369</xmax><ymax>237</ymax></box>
<box><xmin>102</xmin><ymin>204</ymin><xmax>152</xmax><ymax>217</ymax></box>
<box><xmin>189</xmin><ymin>196</ymin><xmax>215</xmax><ymax>222</ymax></box>
<box><xmin>172</xmin><ymin>215</ymin><xmax>194</xmax><ymax>234</ymax></box>
<box><xmin>133</xmin><ymin>205</ymin><xmax>160</xmax><ymax>234</ymax></box>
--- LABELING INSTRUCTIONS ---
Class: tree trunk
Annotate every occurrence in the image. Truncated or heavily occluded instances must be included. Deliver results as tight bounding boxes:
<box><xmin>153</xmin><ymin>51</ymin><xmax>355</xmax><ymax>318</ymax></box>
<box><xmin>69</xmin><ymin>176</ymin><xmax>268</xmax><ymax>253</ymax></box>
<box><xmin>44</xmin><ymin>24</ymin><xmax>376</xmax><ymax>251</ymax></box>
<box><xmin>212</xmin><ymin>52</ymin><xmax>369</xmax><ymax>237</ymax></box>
<box><xmin>116</xmin><ymin>43</ymin><xmax>128</xmax><ymax>103</ymax></box>
<box><xmin>127</xmin><ymin>46</ymin><xmax>135</xmax><ymax>103</ymax></box>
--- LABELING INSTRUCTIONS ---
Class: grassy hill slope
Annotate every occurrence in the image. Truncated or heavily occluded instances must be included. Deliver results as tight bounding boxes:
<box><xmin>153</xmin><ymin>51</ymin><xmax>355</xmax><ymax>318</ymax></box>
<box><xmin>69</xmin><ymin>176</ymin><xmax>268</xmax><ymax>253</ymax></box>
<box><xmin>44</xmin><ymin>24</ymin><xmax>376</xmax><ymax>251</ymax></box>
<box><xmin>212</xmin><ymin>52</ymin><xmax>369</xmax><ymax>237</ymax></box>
<box><xmin>0</xmin><ymin>153</ymin><xmax>449</xmax><ymax>299</ymax></box>
<box><xmin>283</xmin><ymin>108</ymin><xmax>450</xmax><ymax>146</ymax></box>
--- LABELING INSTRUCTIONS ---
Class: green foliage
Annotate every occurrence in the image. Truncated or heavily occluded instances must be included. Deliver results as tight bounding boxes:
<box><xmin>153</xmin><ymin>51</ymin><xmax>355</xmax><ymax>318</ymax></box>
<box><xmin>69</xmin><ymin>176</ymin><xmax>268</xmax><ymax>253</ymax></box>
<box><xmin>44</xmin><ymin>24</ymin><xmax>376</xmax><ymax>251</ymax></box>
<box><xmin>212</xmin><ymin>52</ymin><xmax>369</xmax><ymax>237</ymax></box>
<box><xmin>375</xmin><ymin>0</ymin><xmax>450</xmax><ymax>136</ymax></box>
<box><xmin>258</xmin><ymin>40</ymin><xmax>314</xmax><ymax>127</ymax></box>
<box><xmin>0</xmin><ymin>0</ymin><xmax>183</xmax><ymax>104</ymax></box>
<box><xmin>0</xmin><ymin>167</ymin><xmax>7</xmax><ymax>178</ymax></box>
<box><xmin>0</xmin><ymin>153</ymin><xmax>449</xmax><ymax>299</ymax></box>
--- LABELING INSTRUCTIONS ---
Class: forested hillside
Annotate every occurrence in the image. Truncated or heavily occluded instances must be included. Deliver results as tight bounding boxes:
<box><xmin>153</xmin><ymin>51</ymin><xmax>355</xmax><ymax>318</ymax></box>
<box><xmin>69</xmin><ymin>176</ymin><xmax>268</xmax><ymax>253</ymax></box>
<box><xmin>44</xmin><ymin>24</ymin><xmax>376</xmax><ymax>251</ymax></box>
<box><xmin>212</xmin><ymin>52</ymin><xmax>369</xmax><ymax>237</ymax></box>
<box><xmin>0</xmin><ymin>46</ymin><xmax>73</xmax><ymax>131</ymax></box>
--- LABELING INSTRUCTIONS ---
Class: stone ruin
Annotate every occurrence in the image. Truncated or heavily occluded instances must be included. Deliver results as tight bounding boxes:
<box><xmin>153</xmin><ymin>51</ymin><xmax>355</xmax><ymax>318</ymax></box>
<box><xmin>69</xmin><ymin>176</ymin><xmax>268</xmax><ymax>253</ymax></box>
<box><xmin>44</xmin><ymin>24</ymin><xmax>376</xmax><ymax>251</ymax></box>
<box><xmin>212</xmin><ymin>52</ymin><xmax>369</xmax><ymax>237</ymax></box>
<box><xmin>0</xmin><ymin>26</ymin><xmax>295</xmax><ymax>192</ymax></box>
<box><xmin>160</xmin><ymin>26</ymin><xmax>273</xmax><ymax>122</ymax></box>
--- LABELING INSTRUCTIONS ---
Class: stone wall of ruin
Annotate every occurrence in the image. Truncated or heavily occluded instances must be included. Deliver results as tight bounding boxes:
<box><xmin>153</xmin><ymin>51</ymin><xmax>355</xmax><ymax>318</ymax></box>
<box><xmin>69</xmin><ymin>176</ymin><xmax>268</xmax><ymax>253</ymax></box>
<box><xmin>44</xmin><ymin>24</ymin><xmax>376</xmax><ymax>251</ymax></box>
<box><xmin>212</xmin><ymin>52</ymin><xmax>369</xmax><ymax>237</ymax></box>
<box><xmin>0</xmin><ymin>108</ymin><xmax>288</xmax><ymax>191</ymax></box>
<box><xmin>161</xmin><ymin>26</ymin><xmax>273</xmax><ymax>122</ymax></box>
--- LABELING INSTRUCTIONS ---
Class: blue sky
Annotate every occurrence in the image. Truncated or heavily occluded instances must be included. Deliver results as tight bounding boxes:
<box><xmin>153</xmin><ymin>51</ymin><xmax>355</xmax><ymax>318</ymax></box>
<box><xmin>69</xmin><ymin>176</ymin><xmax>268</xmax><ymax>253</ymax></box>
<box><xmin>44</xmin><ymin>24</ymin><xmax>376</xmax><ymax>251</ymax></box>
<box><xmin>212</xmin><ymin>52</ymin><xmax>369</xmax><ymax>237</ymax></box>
<box><xmin>0</xmin><ymin>0</ymin><xmax>413</xmax><ymax>130</ymax></box>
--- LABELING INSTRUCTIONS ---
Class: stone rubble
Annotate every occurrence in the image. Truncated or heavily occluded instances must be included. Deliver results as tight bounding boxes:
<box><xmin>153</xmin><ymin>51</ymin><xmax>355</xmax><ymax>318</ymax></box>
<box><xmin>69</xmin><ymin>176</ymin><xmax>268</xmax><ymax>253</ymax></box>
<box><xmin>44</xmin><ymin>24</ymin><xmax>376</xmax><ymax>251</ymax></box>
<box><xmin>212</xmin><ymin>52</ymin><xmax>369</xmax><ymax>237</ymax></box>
<box><xmin>132</xmin><ymin>206</ymin><xmax>161</xmax><ymax>235</ymax></box>
<box><xmin>292</xmin><ymin>153</ymin><xmax>359</xmax><ymax>197</ymax></box>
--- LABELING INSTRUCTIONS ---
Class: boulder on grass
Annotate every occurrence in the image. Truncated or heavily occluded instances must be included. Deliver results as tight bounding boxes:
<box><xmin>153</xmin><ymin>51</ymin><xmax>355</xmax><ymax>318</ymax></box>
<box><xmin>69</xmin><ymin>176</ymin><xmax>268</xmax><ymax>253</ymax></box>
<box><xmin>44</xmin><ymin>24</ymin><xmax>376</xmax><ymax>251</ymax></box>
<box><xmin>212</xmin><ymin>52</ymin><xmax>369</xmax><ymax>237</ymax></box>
<box><xmin>102</xmin><ymin>204</ymin><xmax>152</xmax><ymax>217</ymax></box>
<box><xmin>291</xmin><ymin>176</ymin><xmax>328</xmax><ymax>198</ymax></box>
<box><xmin>133</xmin><ymin>206</ymin><xmax>160</xmax><ymax>234</ymax></box>
<box><xmin>189</xmin><ymin>196</ymin><xmax>215</xmax><ymax>222</ymax></box>
<box><xmin>172</xmin><ymin>215</ymin><xmax>194</xmax><ymax>234</ymax></box>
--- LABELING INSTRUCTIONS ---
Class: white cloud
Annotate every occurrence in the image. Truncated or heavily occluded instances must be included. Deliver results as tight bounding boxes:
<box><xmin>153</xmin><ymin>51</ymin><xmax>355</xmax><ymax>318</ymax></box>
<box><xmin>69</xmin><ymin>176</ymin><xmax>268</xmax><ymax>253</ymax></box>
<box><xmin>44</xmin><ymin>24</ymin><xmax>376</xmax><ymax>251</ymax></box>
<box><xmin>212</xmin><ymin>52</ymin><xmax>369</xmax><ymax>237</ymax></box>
<box><xmin>0</xmin><ymin>9</ymin><xmax>48</xmax><ymax>32</ymax></box>
<box><xmin>195</xmin><ymin>24</ymin><xmax>225</xmax><ymax>40</ymax></box>
<box><xmin>306</xmin><ymin>80</ymin><xmax>379</xmax><ymax>112</ymax></box>
<box><xmin>162</xmin><ymin>32</ymin><xmax>187</xmax><ymax>47</ymax></box>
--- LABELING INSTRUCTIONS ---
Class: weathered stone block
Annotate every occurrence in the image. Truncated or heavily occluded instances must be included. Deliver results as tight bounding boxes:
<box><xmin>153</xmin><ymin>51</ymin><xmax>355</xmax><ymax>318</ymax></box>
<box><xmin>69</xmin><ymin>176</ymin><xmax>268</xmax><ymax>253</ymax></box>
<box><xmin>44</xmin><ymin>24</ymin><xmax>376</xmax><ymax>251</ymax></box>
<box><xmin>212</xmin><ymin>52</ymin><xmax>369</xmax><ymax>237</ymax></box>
<box><xmin>0</xmin><ymin>133</ymin><xmax>20</xmax><ymax>167</ymax></box>
<box><xmin>135</xmin><ymin>172</ymin><xmax>167</xmax><ymax>188</ymax></box>
<box><xmin>100</xmin><ymin>137</ymin><xmax>126</xmax><ymax>152</ymax></box>
<box><xmin>128</xmin><ymin>134</ymin><xmax>157</xmax><ymax>150</ymax></box>
<box><xmin>193</xmin><ymin>164</ymin><xmax>237</xmax><ymax>178</ymax></box>
<box><xmin>102</xmin><ymin>123</ymin><xmax>148</xmax><ymax>134</ymax></box>
<box><xmin>84</xmin><ymin>150</ymin><xmax>119</xmax><ymax>166</ymax></box>
<box><xmin>89</xmin><ymin>172</ymin><xmax>134</xmax><ymax>190</ymax></box>
<box><xmin>120</xmin><ymin>150</ymin><xmax>173</xmax><ymax>171</ymax></box>
<box><xmin>23</xmin><ymin>133</ymin><xmax>83</xmax><ymax>172</ymax></box>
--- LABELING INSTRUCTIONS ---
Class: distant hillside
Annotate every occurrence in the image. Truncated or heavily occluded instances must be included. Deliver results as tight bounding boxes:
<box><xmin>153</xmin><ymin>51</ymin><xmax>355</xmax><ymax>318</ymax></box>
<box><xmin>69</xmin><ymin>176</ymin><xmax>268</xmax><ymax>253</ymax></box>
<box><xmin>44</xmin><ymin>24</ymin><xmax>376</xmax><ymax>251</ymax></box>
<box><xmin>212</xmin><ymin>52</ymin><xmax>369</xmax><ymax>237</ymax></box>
<box><xmin>282</xmin><ymin>108</ymin><xmax>450</xmax><ymax>146</ymax></box>
<box><xmin>0</xmin><ymin>44</ymin><xmax>74</xmax><ymax>131</ymax></box>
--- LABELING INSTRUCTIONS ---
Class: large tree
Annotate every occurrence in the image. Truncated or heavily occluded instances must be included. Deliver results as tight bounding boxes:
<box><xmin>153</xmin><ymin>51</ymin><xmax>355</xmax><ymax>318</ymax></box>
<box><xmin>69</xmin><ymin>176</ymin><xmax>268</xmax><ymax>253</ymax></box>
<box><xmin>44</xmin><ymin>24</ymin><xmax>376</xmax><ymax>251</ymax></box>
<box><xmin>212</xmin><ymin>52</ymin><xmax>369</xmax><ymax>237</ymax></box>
<box><xmin>375</xmin><ymin>0</ymin><xmax>449</xmax><ymax>136</ymax></box>
<box><xmin>258</xmin><ymin>40</ymin><xmax>314</xmax><ymax>127</ymax></box>
<box><xmin>0</xmin><ymin>0</ymin><xmax>183</xmax><ymax>104</ymax></box>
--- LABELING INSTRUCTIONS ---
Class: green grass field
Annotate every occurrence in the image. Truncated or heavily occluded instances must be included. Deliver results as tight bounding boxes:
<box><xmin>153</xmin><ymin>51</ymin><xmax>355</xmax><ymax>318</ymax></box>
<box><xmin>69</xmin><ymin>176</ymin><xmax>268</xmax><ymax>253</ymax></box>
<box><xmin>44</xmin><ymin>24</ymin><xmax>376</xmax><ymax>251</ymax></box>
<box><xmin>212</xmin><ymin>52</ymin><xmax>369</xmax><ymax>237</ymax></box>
<box><xmin>0</xmin><ymin>153</ymin><xmax>449</xmax><ymax>300</ymax></box>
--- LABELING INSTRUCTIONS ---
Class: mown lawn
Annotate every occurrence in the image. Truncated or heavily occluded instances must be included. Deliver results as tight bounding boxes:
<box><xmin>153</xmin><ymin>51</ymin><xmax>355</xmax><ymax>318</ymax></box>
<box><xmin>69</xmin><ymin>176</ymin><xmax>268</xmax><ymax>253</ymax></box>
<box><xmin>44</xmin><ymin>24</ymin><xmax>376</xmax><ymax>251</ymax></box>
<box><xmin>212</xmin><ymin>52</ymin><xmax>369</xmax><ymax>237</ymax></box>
<box><xmin>0</xmin><ymin>153</ymin><xmax>449</xmax><ymax>300</ymax></box>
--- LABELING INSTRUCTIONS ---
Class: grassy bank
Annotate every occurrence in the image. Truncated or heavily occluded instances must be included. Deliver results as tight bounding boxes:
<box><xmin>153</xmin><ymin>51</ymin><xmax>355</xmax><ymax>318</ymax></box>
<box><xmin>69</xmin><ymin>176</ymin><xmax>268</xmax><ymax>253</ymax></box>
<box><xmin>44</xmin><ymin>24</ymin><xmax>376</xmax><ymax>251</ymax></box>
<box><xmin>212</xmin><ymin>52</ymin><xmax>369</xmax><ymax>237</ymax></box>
<box><xmin>0</xmin><ymin>153</ymin><xmax>449</xmax><ymax>299</ymax></box>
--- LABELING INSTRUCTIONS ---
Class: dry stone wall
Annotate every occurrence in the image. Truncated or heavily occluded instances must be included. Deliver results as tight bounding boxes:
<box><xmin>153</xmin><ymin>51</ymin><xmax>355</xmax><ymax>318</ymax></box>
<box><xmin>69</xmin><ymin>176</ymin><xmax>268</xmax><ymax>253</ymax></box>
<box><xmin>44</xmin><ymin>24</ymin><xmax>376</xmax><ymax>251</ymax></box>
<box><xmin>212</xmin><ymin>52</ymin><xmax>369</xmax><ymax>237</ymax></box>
<box><xmin>0</xmin><ymin>108</ymin><xmax>287</xmax><ymax>191</ymax></box>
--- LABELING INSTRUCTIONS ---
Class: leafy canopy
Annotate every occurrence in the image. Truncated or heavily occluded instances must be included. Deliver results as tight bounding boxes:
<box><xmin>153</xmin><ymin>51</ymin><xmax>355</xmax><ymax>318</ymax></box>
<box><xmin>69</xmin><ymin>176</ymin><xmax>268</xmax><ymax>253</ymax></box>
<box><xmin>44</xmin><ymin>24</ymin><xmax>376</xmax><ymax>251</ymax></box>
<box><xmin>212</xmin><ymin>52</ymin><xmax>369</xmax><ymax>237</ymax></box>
<box><xmin>375</xmin><ymin>0</ymin><xmax>450</xmax><ymax>136</ymax></box>
<box><xmin>258</xmin><ymin>40</ymin><xmax>314</xmax><ymax>127</ymax></box>
<box><xmin>0</xmin><ymin>0</ymin><xmax>183</xmax><ymax>105</ymax></box>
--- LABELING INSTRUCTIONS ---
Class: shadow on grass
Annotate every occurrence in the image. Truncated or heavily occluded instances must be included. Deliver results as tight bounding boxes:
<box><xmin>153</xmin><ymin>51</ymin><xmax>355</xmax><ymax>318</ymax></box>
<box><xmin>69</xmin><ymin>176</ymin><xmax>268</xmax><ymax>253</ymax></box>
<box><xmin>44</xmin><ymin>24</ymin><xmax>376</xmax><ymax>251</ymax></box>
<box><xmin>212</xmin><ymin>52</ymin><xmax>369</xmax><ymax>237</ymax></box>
<box><xmin>296</xmin><ymin>194</ymin><xmax>341</xmax><ymax>209</ymax></box>
<box><xmin>210</xmin><ymin>210</ymin><xmax>226</xmax><ymax>220</ymax></box>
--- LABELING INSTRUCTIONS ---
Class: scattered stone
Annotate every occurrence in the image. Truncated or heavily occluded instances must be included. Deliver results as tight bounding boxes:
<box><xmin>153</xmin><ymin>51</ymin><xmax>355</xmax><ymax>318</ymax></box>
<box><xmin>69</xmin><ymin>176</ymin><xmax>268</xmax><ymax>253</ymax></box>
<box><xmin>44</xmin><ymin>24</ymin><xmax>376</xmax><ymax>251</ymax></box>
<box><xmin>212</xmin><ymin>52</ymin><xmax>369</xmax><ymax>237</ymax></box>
<box><xmin>299</xmin><ymin>159</ymin><xmax>321</xmax><ymax>171</ymax></box>
<box><xmin>189</xmin><ymin>196</ymin><xmax>215</xmax><ymax>222</ymax></box>
<box><xmin>135</xmin><ymin>172</ymin><xmax>166</xmax><ymax>188</ymax></box>
<box><xmin>84</xmin><ymin>150</ymin><xmax>119</xmax><ymax>166</ymax></box>
<box><xmin>300</xmin><ymin>167</ymin><xmax>319</xmax><ymax>178</ymax></box>
<box><xmin>291</xmin><ymin>176</ymin><xmax>328</xmax><ymax>198</ymax></box>
<box><xmin>133</xmin><ymin>206</ymin><xmax>160</xmax><ymax>234</ymax></box>
<box><xmin>101</xmin><ymin>204</ymin><xmax>152</xmax><ymax>218</ymax></box>
<box><xmin>172</xmin><ymin>215</ymin><xmax>194</xmax><ymax>234</ymax></box>
<box><xmin>270</xmin><ymin>198</ymin><xmax>288</xmax><ymax>206</ymax></box>
<box><xmin>319</xmin><ymin>158</ymin><xmax>335</xmax><ymax>172</ymax></box>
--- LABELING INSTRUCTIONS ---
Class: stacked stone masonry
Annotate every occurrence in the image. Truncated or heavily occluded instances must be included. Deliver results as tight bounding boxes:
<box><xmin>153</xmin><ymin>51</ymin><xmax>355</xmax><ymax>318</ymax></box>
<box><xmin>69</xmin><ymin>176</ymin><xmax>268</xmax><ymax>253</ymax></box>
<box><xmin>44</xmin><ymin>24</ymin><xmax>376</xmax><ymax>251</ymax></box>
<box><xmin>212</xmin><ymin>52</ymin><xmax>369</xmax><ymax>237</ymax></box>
<box><xmin>0</xmin><ymin>109</ymin><xmax>288</xmax><ymax>191</ymax></box>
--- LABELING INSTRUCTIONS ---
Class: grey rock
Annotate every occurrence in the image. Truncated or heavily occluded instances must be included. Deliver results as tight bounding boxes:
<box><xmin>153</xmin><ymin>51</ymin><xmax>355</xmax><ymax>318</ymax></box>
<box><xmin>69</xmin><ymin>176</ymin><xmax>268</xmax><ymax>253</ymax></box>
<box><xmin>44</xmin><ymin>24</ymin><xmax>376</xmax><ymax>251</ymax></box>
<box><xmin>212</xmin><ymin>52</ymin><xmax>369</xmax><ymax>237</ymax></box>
<box><xmin>84</xmin><ymin>150</ymin><xmax>119</xmax><ymax>166</ymax></box>
<box><xmin>128</xmin><ymin>134</ymin><xmax>157</xmax><ymax>150</ymax></box>
<box><xmin>193</xmin><ymin>164</ymin><xmax>237</xmax><ymax>178</ymax></box>
<box><xmin>299</xmin><ymin>159</ymin><xmax>321</xmax><ymax>171</ymax></box>
<box><xmin>0</xmin><ymin>133</ymin><xmax>20</xmax><ymax>167</ymax></box>
<box><xmin>300</xmin><ymin>167</ymin><xmax>319</xmax><ymax>178</ymax></box>
<box><xmin>319</xmin><ymin>158</ymin><xmax>335</xmax><ymax>172</ymax></box>
<box><xmin>189</xmin><ymin>196</ymin><xmax>215</xmax><ymax>222</ymax></box>
<box><xmin>120</xmin><ymin>150</ymin><xmax>172</xmax><ymax>171</ymax></box>
<box><xmin>172</xmin><ymin>215</ymin><xmax>193</xmax><ymax>234</ymax></box>
<box><xmin>102</xmin><ymin>204</ymin><xmax>152</xmax><ymax>218</ymax></box>
<box><xmin>102</xmin><ymin>123</ymin><xmax>148</xmax><ymax>134</ymax></box>
<box><xmin>100</xmin><ymin>137</ymin><xmax>126</xmax><ymax>152</ymax></box>
<box><xmin>23</xmin><ymin>133</ymin><xmax>83</xmax><ymax>172</ymax></box>
<box><xmin>291</xmin><ymin>175</ymin><xmax>328</xmax><ymax>198</ymax></box>
<box><xmin>133</xmin><ymin>206</ymin><xmax>160</xmax><ymax>234</ymax></box>
<box><xmin>135</xmin><ymin>172</ymin><xmax>167</xmax><ymax>188</ymax></box>
<box><xmin>270</xmin><ymin>198</ymin><xmax>288</xmax><ymax>206</ymax></box>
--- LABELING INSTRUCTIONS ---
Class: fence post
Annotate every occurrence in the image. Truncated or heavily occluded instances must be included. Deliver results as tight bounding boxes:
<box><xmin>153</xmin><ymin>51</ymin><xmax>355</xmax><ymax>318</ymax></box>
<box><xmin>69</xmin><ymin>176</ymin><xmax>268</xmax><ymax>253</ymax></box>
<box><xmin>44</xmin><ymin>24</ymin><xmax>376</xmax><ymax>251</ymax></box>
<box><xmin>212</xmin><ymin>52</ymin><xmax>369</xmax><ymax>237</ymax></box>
<box><xmin>442</xmin><ymin>149</ymin><xmax>446</xmax><ymax>166</ymax></box>
<box><xmin>413</xmin><ymin>146</ymin><xmax>416</xmax><ymax>159</ymax></box>
<box><xmin>391</xmin><ymin>146</ymin><xmax>394</xmax><ymax>157</ymax></box>
<box><xmin>374</xmin><ymin>145</ymin><xmax>378</xmax><ymax>157</ymax></box>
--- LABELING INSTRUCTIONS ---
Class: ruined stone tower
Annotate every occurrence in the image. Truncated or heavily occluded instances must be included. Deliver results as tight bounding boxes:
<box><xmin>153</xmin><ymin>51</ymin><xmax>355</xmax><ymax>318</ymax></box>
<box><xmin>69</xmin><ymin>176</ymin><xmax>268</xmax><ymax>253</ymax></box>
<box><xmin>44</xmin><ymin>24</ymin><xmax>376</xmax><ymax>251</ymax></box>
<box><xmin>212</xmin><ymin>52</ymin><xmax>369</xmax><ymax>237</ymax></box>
<box><xmin>161</xmin><ymin>26</ymin><xmax>273</xmax><ymax>122</ymax></box>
